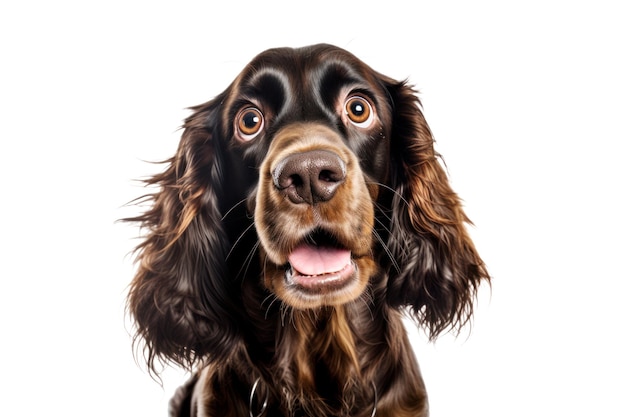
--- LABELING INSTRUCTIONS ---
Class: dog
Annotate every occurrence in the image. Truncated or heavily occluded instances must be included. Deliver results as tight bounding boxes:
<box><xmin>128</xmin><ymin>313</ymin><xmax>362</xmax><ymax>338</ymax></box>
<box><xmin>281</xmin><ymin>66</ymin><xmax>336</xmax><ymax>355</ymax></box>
<box><xmin>126</xmin><ymin>43</ymin><xmax>489</xmax><ymax>416</ymax></box>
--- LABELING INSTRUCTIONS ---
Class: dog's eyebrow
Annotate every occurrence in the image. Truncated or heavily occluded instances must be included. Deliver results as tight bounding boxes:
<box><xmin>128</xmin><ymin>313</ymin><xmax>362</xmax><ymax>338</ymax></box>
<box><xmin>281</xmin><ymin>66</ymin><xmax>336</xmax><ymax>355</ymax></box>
<box><xmin>314</xmin><ymin>60</ymin><xmax>370</xmax><ymax>107</ymax></box>
<box><xmin>241</xmin><ymin>68</ymin><xmax>290</xmax><ymax>114</ymax></box>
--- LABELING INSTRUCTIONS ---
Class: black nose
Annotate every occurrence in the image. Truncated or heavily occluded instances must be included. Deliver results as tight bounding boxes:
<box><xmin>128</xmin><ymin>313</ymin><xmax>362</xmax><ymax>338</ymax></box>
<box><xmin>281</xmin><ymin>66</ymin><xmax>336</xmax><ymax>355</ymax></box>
<box><xmin>273</xmin><ymin>150</ymin><xmax>346</xmax><ymax>204</ymax></box>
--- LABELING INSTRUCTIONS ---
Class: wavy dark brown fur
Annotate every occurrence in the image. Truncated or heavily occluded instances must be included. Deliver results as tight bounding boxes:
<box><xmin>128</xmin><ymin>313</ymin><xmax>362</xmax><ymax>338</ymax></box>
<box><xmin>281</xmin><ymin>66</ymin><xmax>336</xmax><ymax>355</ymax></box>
<box><xmin>124</xmin><ymin>44</ymin><xmax>489</xmax><ymax>416</ymax></box>
<box><xmin>384</xmin><ymin>82</ymin><xmax>488</xmax><ymax>338</ymax></box>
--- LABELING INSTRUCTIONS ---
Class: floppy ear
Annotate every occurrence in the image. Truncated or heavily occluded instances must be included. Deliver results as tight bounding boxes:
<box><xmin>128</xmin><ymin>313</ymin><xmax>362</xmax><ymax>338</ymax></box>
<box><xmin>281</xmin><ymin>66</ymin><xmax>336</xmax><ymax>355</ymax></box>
<box><xmin>384</xmin><ymin>80</ymin><xmax>490</xmax><ymax>338</ymax></box>
<box><xmin>125</xmin><ymin>94</ymin><xmax>242</xmax><ymax>372</ymax></box>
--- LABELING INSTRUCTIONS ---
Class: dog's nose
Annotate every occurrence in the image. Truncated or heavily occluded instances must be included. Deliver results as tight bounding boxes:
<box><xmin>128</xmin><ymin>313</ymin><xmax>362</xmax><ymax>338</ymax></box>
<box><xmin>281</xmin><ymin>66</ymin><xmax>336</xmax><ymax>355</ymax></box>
<box><xmin>273</xmin><ymin>150</ymin><xmax>346</xmax><ymax>204</ymax></box>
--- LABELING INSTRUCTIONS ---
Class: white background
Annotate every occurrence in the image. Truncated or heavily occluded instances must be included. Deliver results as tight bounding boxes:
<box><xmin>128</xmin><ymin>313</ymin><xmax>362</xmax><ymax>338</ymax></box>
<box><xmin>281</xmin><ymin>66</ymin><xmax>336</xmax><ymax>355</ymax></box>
<box><xmin>1</xmin><ymin>1</ymin><xmax>624</xmax><ymax>416</ymax></box>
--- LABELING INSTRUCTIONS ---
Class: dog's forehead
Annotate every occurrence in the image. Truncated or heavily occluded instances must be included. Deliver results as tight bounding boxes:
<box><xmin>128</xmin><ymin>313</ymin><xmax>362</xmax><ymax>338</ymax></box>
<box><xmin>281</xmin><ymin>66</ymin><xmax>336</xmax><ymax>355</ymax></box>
<box><xmin>240</xmin><ymin>45</ymin><xmax>375</xmax><ymax>98</ymax></box>
<box><xmin>248</xmin><ymin>44</ymin><xmax>362</xmax><ymax>75</ymax></box>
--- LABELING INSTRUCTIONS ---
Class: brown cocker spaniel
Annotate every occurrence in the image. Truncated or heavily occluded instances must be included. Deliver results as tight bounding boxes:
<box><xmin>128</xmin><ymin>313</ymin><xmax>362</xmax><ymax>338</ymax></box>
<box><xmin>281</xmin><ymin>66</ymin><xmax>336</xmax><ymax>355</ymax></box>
<box><xmin>126</xmin><ymin>43</ymin><xmax>490</xmax><ymax>417</ymax></box>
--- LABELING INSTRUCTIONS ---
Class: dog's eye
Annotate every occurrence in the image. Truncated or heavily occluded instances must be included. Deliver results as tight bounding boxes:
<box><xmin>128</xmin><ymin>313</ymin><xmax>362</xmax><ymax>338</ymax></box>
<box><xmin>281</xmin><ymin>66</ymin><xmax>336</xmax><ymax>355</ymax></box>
<box><xmin>344</xmin><ymin>96</ymin><xmax>373</xmax><ymax>128</ymax></box>
<box><xmin>235</xmin><ymin>107</ymin><xmax>264</xmax><ymax>141</ymax></box>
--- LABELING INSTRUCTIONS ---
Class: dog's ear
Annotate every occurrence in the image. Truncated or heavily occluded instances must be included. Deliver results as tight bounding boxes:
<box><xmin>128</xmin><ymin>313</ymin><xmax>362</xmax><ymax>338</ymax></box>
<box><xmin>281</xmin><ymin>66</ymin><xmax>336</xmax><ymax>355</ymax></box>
<box><xmin>125</xmin><ymin>93</ymin><xmax>242</xmax><ymax>372</ymax></box>
<box><xmin>384</xmin><ymin>80</ymin><xmax>489</xmax><ymax>338</ymax></box>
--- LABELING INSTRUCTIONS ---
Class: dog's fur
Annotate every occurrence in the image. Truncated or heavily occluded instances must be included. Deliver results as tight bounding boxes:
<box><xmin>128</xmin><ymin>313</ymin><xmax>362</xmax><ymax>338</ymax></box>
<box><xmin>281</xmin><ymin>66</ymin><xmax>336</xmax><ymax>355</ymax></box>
<box><xmin>126</xmin><ymin>44</ymin><xmax>489</xmax><ymax>416</ymax></box>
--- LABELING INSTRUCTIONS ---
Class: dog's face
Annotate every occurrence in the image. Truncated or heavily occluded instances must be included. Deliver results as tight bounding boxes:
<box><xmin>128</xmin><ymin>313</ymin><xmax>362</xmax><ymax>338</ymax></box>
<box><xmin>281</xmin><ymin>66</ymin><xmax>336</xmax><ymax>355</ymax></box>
<box><xmin>218</xmin><ymin>46</ymin><xmax>395</xmax><ymax>309</ymax></box>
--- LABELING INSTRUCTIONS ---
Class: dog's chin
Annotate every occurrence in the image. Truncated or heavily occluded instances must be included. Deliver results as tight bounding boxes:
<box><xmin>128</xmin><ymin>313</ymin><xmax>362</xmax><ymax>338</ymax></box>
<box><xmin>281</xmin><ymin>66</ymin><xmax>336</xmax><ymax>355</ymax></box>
<box><xmin>264</xmin><ymin>255</ymin><xmax>376</xmax><ymax>309</ymax></box>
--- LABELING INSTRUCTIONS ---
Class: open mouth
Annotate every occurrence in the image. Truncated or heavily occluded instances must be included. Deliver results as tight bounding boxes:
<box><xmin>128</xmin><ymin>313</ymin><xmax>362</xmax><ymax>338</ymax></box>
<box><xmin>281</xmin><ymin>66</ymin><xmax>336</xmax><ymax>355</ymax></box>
<box><xmin>285</xmin><ymin>229</ymin><xmax>356</xmax><ymax>293</ymax></box>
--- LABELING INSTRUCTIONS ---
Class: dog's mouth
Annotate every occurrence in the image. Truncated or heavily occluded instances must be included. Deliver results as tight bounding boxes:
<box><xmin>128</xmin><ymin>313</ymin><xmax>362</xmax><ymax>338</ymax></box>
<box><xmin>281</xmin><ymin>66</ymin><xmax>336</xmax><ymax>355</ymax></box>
<box><xmin>285</xmin><ymin>229</ymin><xmax>356</xmax><ymax>293</ymax></box>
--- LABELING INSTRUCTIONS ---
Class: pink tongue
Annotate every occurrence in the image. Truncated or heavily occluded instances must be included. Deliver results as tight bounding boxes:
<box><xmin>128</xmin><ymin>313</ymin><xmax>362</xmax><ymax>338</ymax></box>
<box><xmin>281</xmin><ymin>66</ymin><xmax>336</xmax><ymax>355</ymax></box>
<box><xmin>288</xmin><ymin>244</ymin><xmax>351</xmax><ymax>276</ymax></box>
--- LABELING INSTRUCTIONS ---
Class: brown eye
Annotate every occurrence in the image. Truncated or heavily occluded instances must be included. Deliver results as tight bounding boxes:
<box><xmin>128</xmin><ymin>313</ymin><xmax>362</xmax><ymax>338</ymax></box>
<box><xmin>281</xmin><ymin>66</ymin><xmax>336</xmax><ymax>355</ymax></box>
<box><xmin>236</xmin><ymin>107</ymin><xmax>264</xmax><ymax>140</ymax></box>
<box><xmin>344</xmin><ymin>96</ymin><xmax>373</xmax><ymax>127</ymax></box>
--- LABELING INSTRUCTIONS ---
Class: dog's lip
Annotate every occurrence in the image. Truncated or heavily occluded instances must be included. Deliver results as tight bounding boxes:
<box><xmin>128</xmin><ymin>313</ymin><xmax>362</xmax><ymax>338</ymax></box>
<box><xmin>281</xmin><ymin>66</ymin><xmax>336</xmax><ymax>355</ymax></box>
<box><xmin>286</xmin><ymin>261</ymin><xmax>356</xmax><ymax>293</ymax></box>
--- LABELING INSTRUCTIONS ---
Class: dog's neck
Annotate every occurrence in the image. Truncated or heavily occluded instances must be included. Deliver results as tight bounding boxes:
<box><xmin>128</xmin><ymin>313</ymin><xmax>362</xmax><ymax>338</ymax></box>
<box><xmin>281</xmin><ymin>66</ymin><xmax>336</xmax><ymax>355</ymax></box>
<box><xmin>282</xmin><ymin>306</ymin><xmax>361</xmax><ymax>389</ymax></box>
<box><xmin>272</xmin><ymin>305</ymin><xmax>377</xmax><ymax>415</ymax></box>
<box><xmin>239</xmin><ymin>279</ymin><xmax>388</xmax><ymax>414</ymax></box>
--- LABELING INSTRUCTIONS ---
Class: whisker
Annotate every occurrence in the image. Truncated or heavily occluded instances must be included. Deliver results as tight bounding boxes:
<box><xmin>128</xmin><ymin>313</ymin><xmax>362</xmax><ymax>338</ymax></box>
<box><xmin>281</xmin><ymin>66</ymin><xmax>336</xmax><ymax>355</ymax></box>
<box><xmin>221</xmin><ymin>198</ymin><xmax>249</xmax><ymax>221</ymax></box>
<box><xmin>235</xmin><ymin>240</ymin><xmax>260</xmax><ymax>282</ymax></box>
<box><xmin>366</xmin><ymin>181</ymin><xmax>410</xmax><ymax>207</ymax></box>
<box><xmin>352</xmin><ymin>287</ymin><xmax>375</xmax><ymax>322</ymax></box>
<box><xmin>226</xmin><ymin>221</ymin><xmax>257</xmax><ymax>261</ymax></box>
<box><xmin>372</xmin><ymin>226</ymin><xmax>401</xmax><ymax>274</ymax></box>
<box><xmin>372</xmin><ymin>202</ymin><xmax>393</xmax><ymax>224</ymax></box>
<box><xmin>262</xmin><ymin>293</ymin><xmax>280</xmax><ymax>320</ymax></box>
<box><xmin>372</xmin><ymin>205</ymin><xmax>393</xmax><ymax>233</ymax></box>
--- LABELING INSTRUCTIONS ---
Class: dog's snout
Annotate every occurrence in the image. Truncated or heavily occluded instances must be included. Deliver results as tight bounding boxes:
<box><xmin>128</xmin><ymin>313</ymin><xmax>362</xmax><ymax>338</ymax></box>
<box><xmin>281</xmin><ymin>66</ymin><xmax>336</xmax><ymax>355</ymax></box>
<box><xmin>273</xmin><ymin>150</ymin><xmax>346</xmax><ymax>204</ymax></box>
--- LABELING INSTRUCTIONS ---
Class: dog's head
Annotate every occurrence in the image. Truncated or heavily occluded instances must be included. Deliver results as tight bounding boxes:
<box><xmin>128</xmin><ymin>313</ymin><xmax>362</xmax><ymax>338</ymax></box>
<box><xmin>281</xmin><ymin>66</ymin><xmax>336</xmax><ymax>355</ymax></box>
<box><xmin>235</xmin><ymin>47</ymin><xmax>396</xmax><ymax>308</ymax></box>
<box><xmin>126</xmin><ymin>44</ymin><xmax>489</xmax><ymax>370</ymax></box>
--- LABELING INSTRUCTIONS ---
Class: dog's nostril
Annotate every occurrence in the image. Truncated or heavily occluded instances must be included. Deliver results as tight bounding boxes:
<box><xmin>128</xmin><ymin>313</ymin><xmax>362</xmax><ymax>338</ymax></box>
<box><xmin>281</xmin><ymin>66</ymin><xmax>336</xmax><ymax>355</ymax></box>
<box><xmin>283</xmin><ymin>173</ymin><xmax>304</xmax><ymax>188</ymax></box>
<box><xmin>273</xmin><ymin>150</ymin><xmax>346</xmax><ymax>204</ymax></box>
<box><xmin>319</xmin><ymin>169</ymin><xmax>341</xmax><ymax>183</ymax></box>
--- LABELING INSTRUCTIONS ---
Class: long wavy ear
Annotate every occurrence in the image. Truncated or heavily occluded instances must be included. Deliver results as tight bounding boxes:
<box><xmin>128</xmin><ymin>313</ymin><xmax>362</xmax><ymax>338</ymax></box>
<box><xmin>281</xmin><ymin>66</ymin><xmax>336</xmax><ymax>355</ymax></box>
<box><xmin>384</xmin><ymin>80</ymin><xmax>490</xmax><ymax>339</ymax></box>
<box><xmin>124</xmin><ymin>93</ymin><xmax>241</xmax><ymax>373</ymax></box>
